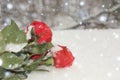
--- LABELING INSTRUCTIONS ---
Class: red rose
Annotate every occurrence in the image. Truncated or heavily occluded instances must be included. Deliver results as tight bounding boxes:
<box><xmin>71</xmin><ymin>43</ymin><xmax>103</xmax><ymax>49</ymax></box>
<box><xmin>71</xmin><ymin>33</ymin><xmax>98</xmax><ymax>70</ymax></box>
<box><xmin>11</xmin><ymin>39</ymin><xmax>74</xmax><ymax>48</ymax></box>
<box><xmin>26</xmin><ymin>21</ymin><xmax>52</xmax><ymax>44</ymax></box>
<box><xmin>30</xmin><ymin>54</ymin><xmax>41</xmax><ymax>60</ymax></box>
<box><xmin>51</xmin><ymin>45</ymin><xmax>75</xmax><ymax>68</ymax></box>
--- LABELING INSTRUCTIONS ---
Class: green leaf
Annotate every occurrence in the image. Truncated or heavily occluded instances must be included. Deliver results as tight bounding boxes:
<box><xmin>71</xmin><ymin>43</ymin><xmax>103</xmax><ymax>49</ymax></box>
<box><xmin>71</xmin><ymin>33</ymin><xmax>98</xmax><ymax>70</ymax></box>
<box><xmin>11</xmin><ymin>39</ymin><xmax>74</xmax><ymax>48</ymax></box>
<box><xmin>23</xmin><ymin>61</ymin><xmax>40</xmax><ymax>72</ymax></box>
<box><xmin>1</xmin><ymin>23</ymin><xmax>18</xmax><ymax>43</ymax></box>
<box><xmin>44</xmin><ymin>57</ymin><xmax>54</xmax><ymax>66</ymax></box>
<box><xmin>29</xmin><ymin>42</ymin><xmax>53</xmax><ymax>54</ymax></box>
<box><xmin>1</xmin><ymin>20</ymin><xmax>27</xmax><ymax>43</ymax></box>
<box><xmin>10</xmin><ymin>20</ymin><xmax>19</xmax><ymax>31</ymax></box>
<box><xmin>0</xmin><ymin>52</ymin><xmax>24</xmax><ymax>69</ymax></box>
<box><xmin>0</xmin><ymin>67</ymin><xmax>14</xmax><ymax>79</ymax></box>
<box><xmin>16</xmin><ymin>31</ymin><xmax>27</xmax><ymax>43</ymax></box>
<box><xmin>0</xmin><ymin>20</ymin><xmax>27</xmax><ymax>52</ymax></box>
<box><xmin>0</xmin><ymin>32</ymin><xmax>6</xmax><ymax>53</ymax></box>
<box><xmin>0</xmin><ymin>67</ymin><xmax>6</xmax><ymax>79</ymax></box>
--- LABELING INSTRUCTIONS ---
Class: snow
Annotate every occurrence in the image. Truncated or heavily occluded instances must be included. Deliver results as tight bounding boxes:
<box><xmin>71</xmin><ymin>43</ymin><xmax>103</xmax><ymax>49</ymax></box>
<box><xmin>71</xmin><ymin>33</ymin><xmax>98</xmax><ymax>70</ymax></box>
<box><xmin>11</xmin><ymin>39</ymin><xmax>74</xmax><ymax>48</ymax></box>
<box><xmin>50</xmin><ymin>45</ymin><xmax>62</xmax><ymax>57</ymax></box>
<box><xmin>5</xmin><ymin>71</ymin><xmax>11</xmax><ymax>78</ymax></box>
<box><xmin>0</xmin><ymin>58</ymin><xmax>3</xmax><ymax>66</ymax></box>
<box><xmin>26</xmin><ymin>25</ymin><xmax>33</xmax><ymax>40</ymax></box>
<box><xmin>27</xmin><ymin>30</ymin><xmax>120</xmax><ymax>80</ymax></box>
<box><xmin>5</xmin><ymin>43</ymin><xmax>27</xmax><ymax>52</ymax></box>
<box><xmin>7</xmin><ymin>3</ymin><xmax>13</xmax><ymax>10</ymax></box>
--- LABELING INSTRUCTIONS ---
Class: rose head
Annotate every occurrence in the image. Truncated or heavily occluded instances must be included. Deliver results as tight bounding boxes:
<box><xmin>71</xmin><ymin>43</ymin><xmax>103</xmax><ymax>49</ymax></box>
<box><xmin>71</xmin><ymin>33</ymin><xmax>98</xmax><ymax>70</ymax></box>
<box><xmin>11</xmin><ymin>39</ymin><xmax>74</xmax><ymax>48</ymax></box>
<box><xmin>50</xmin><ymin>45</ymin><xmax>75</xmax><ymax>68</ymax></box>
<box><xmin>26</xmin><ymin>21</ymin><xmax>52</xmax><ymax>44</ymax></box>
<box><xmin>30</xmin><ymin>54</ymin><xmax>41</xmax><ymax>60</ymax></box>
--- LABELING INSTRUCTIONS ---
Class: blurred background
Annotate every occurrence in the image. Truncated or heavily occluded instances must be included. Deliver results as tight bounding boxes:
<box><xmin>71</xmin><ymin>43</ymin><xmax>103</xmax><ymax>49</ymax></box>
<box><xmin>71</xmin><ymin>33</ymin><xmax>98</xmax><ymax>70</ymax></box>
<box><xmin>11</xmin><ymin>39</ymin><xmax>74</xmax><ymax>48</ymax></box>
<box><xmin>0</xmin><ymin>0</ymin><xmax>120</xmax><ymax>30</ymax></box>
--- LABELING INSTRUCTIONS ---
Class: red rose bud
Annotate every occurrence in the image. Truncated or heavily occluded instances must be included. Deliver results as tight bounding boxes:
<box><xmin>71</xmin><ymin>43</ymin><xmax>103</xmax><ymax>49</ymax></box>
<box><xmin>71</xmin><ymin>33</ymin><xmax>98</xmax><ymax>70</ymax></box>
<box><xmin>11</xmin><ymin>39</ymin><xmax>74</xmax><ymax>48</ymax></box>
<box><xmin>50</xmin><ymin>45</ymin><xmax>75</xmax><ymax>68</ymax></box>
<box><xmin>31</xmin><ymin>54</ymin><xmax>41</xmax><ymax>60</ymax></box>
<box><xmin>26</xmin><ymin>21</ymin><xmax>52</xmax><ymax>44</ymax></box>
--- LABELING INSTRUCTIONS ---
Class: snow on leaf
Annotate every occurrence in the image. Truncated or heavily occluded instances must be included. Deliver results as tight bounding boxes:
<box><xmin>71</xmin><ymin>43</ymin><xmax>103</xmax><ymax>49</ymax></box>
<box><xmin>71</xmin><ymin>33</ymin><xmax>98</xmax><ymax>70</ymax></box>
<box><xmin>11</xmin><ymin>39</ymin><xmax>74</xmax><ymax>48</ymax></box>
<box><xmin>0</xmin><ymin>52</ymin><xmax>24</xmax><ymax>69</ymax></box>
<box><xmin>0</xmin><ymin>20</ymin><xmax>27</xmax><ymax>53</ymax></box>
<box><xmin>5</xmin><ymin>43</ymin><xmax>27</xmax><ymax>53</ymax></box>
<box><xmin>26</xmin><ymin>25</ymin><xmax>33</xmax><ymax>40</ymax></box>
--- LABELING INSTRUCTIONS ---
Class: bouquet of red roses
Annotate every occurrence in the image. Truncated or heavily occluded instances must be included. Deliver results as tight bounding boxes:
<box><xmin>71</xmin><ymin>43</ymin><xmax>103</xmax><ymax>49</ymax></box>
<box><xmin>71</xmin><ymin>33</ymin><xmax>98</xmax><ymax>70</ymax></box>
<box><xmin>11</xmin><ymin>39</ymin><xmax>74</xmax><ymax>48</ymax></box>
<box><xmin>0</xmin><ymin>20</ymin><xmax>74</xmax><ymax>80</ymax></box>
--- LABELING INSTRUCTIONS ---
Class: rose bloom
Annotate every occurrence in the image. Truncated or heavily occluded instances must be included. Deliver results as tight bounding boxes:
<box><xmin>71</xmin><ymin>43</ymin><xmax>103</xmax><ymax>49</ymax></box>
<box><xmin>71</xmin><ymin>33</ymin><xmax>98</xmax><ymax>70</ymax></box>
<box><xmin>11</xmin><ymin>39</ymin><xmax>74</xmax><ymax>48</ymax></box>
<box><xmin>26</xmin><ymin>21</ymin><xmax>52</xmax><ymax>44</ymax></box>
<box><xmin>50</xmin><ymin>45</ymin><xmax>75</xmax><ymax>68</ymax></box>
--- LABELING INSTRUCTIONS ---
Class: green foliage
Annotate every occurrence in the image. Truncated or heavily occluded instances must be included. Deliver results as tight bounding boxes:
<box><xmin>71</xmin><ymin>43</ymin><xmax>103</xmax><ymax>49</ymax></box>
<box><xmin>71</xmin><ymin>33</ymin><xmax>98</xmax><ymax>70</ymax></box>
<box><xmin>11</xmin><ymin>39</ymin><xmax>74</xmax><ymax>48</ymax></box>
<box><xmin>0</xmin><ymin>52</ymin><xmax>24</xmax><ymax>69</ymax></box>
<box><xmin>0</xmin><ymin>20</ymin><xmax>54</xmax><ymax>80</ymax></box>
<box><xmin>29</xmin><ymin>42</ymin><xmax>53</xmax><ymax>54</ymax></box>
<box><xmin>0</xmin><ymin>20</ymin><xmax>27</xmax><ymax>53</ymax></box>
